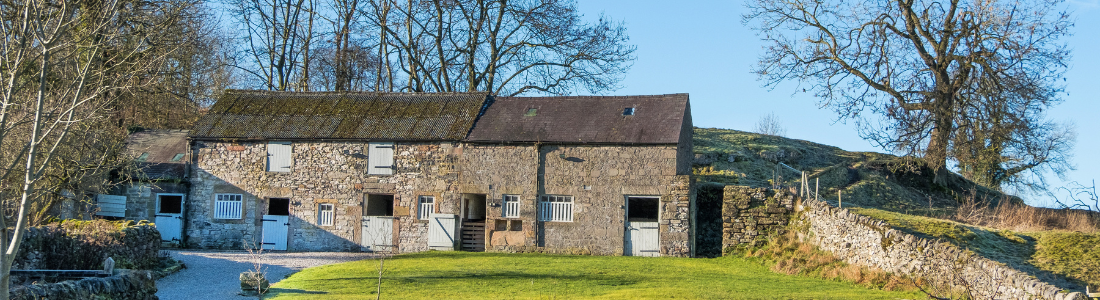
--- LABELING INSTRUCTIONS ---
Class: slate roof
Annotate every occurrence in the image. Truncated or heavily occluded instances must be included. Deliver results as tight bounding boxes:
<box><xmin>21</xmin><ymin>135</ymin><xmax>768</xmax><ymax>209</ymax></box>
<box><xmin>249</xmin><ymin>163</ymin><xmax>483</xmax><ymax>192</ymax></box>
<box><xmin>466</xmin><ymin>94</ymin><xmax>690</xmax><ymax>144</ymax></box>
<box><xmin>125</xmin><ymin>130</ymin><xmax>190</xmax><ymax>180</ymax></box>
<box><xmin>190</xmin><ymin>90</ymin><xmax>492</xmax><ymax>140</ymax></box>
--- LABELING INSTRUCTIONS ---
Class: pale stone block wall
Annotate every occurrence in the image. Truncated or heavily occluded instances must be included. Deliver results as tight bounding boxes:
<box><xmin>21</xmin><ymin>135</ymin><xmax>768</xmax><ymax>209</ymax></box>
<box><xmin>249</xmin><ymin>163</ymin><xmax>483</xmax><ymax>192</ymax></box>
<box><xmin>459</xmin><ymin>144</ymin><xmax>693</xmax><ymax>257</ymax></box>
<box><xmin>187</xmin><ymin>141</ymin><xmax>460</xmax><ymax>251</ymax></box>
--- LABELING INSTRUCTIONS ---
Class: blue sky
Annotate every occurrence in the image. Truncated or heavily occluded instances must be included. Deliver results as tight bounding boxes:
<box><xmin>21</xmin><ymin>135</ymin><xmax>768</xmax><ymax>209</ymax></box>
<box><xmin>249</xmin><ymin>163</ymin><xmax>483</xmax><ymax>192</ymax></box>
<box><xmin>575</xmin><ymin>0</ymin><xmax>1100</xmax><ymax>207</ymax></box>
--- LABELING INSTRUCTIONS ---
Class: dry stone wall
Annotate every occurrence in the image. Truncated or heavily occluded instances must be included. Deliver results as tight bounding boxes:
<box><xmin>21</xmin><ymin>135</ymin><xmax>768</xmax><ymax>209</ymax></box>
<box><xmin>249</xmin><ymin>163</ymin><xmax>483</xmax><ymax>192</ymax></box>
<box><xmin>720</xmin><ymin>186</ymin><xmax>795</xmax><ymax>251</ymax></box>
<box><xmin>189</xmin><ymin>140</ymin><xmax>460</xmax><ymax>252</ymax></box>
<box><xmin>11</xmin><ymin>270</ymin><xmax>158</xmax><ymax>300</ymax></box>
<box><xmin>15</xmin><ymin>220</ymin><xmax>161</xmax><ymax>270</ymax></box>
<box><xmin>801</xmin><ymin>198</ymin><xmax>1085</xmax><ymax>300</ymax></box>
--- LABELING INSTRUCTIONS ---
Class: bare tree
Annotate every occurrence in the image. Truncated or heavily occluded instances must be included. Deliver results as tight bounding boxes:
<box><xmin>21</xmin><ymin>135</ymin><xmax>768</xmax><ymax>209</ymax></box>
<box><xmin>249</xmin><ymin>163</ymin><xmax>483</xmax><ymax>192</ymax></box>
<box><xmin>744</xmin><ymin>0</ymin><xmax>1073</xmax><ymax>188</ymax></box>
<box><xmin>753</xmin><ymin>112</ymin><xmax>786</xmax><ymax>137</ymax></box>
<box><xmin>0</xmin><ymin>0</ymin><xmax>192</xmax><ymax>296</ymax></box>
<box><xmin>362</xmin><ymin>0</ymin><xmax>635</xmax><ymax>95</ymax></box>
<box><xmin>229</xmin><ymin>0</ymin><xmax>318</xmax><ymax>91</ymax></box>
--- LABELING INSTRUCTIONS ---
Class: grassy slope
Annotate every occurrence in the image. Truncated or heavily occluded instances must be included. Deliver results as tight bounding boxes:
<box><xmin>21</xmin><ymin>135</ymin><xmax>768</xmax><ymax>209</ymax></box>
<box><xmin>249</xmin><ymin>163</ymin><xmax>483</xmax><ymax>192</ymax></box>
<box><xmin>694</xmin><ymin>127</ymin><xmax>1099</xmax><ymax>290</ymax></box>
<box><xmin>268</xmin><ymin>252</ymin><xmax>922</xmax><ymax>299</ymax></box>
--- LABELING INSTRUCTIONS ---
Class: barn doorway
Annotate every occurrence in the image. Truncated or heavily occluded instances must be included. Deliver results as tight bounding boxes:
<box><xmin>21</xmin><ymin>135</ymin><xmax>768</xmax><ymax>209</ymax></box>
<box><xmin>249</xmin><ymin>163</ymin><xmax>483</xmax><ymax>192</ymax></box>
<box><xmin>625</xmin><ymin>196</ymin><xmax>660</xmax><ymax>257</ymax></box>
<box><xmin>261</xmin><ymin>198</ymin><xmax>290</xmax><ymax>250</ymax></box>
<box><xmin>460</xmin><ymin>194</ymin><xmax>486</xmax><ymax>252</ymax></box>
<box><xmin>362</xmin><ymin>194</ymin><xmax>395</xmax><ymax>252</ymax></box>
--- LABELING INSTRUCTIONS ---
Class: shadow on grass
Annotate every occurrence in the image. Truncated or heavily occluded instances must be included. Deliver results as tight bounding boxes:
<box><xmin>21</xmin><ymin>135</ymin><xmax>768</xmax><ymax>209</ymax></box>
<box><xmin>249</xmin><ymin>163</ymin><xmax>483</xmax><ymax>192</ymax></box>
<box><xmin>268</xmin><ymin>288</ymin><xmax>329</xmax><ymax>295</ymax></box>
<box><xmin>291</xmin><ymin>270</ymin><xmax>640</xmax><ymax>287</ymax></box>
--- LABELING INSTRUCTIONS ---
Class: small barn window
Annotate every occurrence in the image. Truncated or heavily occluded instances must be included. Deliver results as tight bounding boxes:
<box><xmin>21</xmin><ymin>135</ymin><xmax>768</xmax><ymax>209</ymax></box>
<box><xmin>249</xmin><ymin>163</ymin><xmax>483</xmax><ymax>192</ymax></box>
<box><xmin>538</xmin><ymin>195</ymin><xmax>573</xmax><ymax>222</ymax></box>
<box><xmin>502</xmin><ymin>195</ymin><xmax>520</xmax><ymax>218</ymax></box>
<box><xmin>170</xmin><ymin>153</ymin><xmax>185</xmax><ymax>162</ymax></box>
<box><xmin>418</xmin><ymin>196</ymin><xmax>435</xmax><ymax>220</ymax></box>
<box><xmin>318</xmin><ymin>203</ymin><xmax>335</xmax><ymax>226</ymax></box>
<box><xmin>524</xmin><ymin>108</ymin><xmax>538</xmax><ymax>116</ymax></box>
<box><xmin>368</xmin><ymin>142</ymin><xmax>394</xmax><ymax>175</ymax></box>
<box><xmin>214</xmin><ymin>194</ymin><xmax>243</xmax><ymax>219</ymax></box>
<box><xmin>623</xmin><ymin>107</ymin><xmax>635</xmax><ymax>115</ymax></box>
<box><xmin>267</xmin><ymin>142</ymin><xmax>292</xmax><ymax>172</ymax></box>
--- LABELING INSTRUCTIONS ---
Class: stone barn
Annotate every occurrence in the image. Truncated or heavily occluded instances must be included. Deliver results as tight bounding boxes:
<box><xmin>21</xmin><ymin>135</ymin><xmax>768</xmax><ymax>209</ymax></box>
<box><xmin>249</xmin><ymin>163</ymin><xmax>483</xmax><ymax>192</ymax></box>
<box><xmin>461</xmin><ymin>94</ymin><xmax>695</xmax><ymax>257</ymax></box>
<box><xmin>185</xmin><ymin>90</ymin><xmax>491</xmax><ymax>251</ymax></box>
<box><xmin>182</xmin><ymin>90</ymin><xmax>695</xmax><ymax>256</ymax></box>
<box><xmin>98</xmin><ymin>129</ymin><xmax>191</xmax><ymax>243</ymax></box>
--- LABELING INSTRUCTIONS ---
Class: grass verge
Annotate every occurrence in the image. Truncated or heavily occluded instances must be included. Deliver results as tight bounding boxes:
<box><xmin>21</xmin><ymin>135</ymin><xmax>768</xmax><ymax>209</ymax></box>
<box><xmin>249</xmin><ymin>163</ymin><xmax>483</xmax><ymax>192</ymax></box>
<box><xmin>266</xmin><ymin>251</ymin><xmax>923</xmax><ymax>299</ymax></box>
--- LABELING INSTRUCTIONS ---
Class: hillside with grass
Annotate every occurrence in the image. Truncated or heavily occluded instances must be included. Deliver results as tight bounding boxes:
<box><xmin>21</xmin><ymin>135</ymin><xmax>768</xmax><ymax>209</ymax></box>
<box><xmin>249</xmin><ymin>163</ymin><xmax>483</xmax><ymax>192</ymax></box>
<box><xmin>693</xmin><ymin>127</ymin><xmax>1100</xmax><ymax>291</ymax></box>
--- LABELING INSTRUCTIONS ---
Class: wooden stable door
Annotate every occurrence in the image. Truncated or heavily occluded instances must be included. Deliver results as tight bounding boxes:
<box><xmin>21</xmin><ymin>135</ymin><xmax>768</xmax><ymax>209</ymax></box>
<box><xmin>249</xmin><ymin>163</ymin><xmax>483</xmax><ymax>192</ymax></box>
<box><xmin>625</xmin><ymin>196</ymin><xmax>660</xmax><ymax>257</ymax></box>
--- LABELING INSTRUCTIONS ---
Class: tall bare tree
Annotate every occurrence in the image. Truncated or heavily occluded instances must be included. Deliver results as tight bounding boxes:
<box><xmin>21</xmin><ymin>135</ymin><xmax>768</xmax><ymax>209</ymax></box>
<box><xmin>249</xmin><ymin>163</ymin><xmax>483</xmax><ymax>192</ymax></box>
<box><xmin>361</xmin><ymin>0</ymin><xmax>635</xmax><ymax>95</ymax></box>
<box><xmin>230</xmin><ymin>0</ymin><xmax>317</xmax><ymax>91</ymax></box>
<box><xmin>0</xmin><ymin>0</ymin><xmax>196</xmax><ymax>296</ymax></box>
<box><xmin>744</xmin><ymin>0</ymin><xmax>1074</xmax><ymax>189</ymax></box>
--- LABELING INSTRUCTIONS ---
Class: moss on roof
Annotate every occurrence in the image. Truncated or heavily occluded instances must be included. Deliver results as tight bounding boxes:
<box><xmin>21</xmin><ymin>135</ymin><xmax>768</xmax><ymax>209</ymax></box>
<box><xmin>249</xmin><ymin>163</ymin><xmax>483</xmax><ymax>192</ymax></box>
<box><xmin>191</xmin><ymin>90</ymin><xmax>491</xmax><ymax>140</ymax></box>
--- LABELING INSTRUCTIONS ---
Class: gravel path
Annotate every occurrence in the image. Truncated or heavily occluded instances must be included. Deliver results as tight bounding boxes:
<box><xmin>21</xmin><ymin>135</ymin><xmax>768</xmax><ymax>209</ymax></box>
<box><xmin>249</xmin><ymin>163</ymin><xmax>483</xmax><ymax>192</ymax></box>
<box><xmin>156</xmin><ymin>250</ymin><xmax>377</xmax><ymax>300</ymax></box>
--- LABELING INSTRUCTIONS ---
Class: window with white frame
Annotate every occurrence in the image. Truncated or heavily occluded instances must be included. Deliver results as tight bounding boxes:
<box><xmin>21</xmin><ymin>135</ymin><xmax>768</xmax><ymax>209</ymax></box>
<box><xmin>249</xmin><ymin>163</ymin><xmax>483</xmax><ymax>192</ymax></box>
<box><xmin>318</xmin><ymin>203</ymin><xmax>335</xmax><ymax>226</ymax></box>
<box><xmin>213</xmin><ymin>194</ymin><xmax>243</xmax><ymax>219</ymax></box>
<box><xmin>538</xmin><ymin>195</ymin><xmax>573</xmax><ymax>222</ymax></box>
<box><xmin>502</xmin><ymin>195</ymin><xmax>520</xmax><ymax>218</ymax></box>
<box><xmin>417</xmin><ymin>196</ymin><xmax>435</xmax><ymax>220</ymax></box>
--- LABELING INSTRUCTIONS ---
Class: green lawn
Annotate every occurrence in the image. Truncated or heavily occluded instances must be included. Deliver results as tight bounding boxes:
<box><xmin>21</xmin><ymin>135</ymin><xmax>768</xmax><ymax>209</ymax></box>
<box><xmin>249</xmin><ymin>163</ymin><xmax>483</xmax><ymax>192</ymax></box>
<box><xmin>267</xmin><ymin>251</ymin><xmax>921</xmax><ymax>299</ymax></box>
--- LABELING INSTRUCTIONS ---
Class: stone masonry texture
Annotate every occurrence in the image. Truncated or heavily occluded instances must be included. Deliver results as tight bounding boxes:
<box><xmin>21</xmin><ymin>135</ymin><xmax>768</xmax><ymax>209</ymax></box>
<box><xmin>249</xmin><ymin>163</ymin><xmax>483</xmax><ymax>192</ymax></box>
<box><xmin>799</xmin><ymin>198</ymin><xmax>1085</xmax><ymax>300</ymax></box>
<box><xmin>720</xmin><ymin>186</ymin><xmax>795</xmax><ymax>252</ymax></box>
<box><xmin>189</xmin><ymin>140</ymin><xmax>693</xmax><ymax>257</ymax></box>
<box><xmin>188</xmin><ymin>141</ymin><xmax>460</xmax><ymax>252</ymax></box>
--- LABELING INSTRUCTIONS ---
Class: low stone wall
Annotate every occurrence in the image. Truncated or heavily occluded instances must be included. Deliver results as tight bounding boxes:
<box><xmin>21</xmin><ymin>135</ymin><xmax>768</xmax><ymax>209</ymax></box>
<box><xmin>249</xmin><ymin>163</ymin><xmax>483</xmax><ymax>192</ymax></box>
<box><xmin>15</xmin><ymin>220</ymin><xmax>161</xmax><ymax>270</ymax></box>
<box><xmin>800</xmin><ymin>198</ymin><xmax>1084</xmax><ymax>300</ymax></box>
<box><xmin>720</xmin><ymin>186</ymin><xmax>795</xmax><ymax>252</ymax></box>
<box><xmin>11</xmin><ymin>270</ymin><xmax>158</xmax><ymax>300</ymax></box>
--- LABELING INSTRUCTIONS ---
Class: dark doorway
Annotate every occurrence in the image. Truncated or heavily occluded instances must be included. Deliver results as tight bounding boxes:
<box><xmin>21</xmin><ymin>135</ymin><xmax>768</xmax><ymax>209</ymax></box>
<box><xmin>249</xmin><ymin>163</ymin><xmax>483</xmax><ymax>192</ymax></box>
<box><xmin>460</xmin><ymin>194</ymin><xmax>487</xmax><ymax>252</ymax></box>
<box><xmin>365</xmin><ymin>194</ymin><xmax>394</xmax><ymax>216</ymax></box>
<box><xmin>695</xmin><ymin>183</ymin><xmax>724</xmax><ymax>258</ymax></box>
<box><xmin>158</xmin><ymin>195</ymin><xmax>183</xmax><ymax>214</ymax></box>
<box><xmin>268</xmin><ymin>198</ymin><xmax>290</xmax><ymax>216</ymax></box>
<box><xmin>627</xmin><ymin>197</ymin><xmax>659</xmax><ymax>222</ymax></box>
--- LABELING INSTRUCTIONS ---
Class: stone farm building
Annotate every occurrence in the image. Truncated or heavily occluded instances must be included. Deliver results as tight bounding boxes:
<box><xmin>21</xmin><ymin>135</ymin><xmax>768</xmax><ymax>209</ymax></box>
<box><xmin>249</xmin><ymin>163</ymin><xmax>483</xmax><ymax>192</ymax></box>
<box><xmin>136</xmin><ymin>90</ymin><xmax>695</xmax><ymax>257</ymax></box>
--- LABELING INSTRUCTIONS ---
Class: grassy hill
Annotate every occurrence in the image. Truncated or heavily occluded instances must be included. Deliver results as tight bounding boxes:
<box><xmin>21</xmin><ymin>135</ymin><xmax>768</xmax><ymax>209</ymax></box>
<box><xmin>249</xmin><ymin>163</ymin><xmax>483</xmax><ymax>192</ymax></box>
<box><xmin>693</xmin><ymin>127</ymin><xmax>1100</xmax><ymax>291</ymax></box>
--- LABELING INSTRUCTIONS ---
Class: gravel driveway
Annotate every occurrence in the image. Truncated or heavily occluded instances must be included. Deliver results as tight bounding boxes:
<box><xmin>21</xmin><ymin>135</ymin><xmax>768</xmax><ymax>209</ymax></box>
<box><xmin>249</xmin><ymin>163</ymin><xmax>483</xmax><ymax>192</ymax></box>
<box><xmin>157</xmin><ymin>250</ymin><xmax>377</xmax><ymax>300</ymax></box>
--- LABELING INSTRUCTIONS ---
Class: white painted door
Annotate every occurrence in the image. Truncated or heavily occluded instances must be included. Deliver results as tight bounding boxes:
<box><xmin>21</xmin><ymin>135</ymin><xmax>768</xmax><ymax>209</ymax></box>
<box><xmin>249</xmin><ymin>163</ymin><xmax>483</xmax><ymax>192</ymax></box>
<box><xmin>428</xmin><ymin>214</ymin><xmax>457</xmax><ymax>251</ymax></box>
<box><xmin>154</xmin><ymin>194</ymin><xmax>184</xmax><ymax>242</ymax></box>
<box><xmin>626</xmin><ymin>221</ymin><xmax>659</xmax><ymax>257</ymax></box>
<box><xmin>362</xmin><ymin>216</ymin><xmax>394</xmax><ymax>251</ymax></box>
<box><xmin>261</xmin><ymin>215</ymin><xmax>289</xmax><ymax>250</ymax></box>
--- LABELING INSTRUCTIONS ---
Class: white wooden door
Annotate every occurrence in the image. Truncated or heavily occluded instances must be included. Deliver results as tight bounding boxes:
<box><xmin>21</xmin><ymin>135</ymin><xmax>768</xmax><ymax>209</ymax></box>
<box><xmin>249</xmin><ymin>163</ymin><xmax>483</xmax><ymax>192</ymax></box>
<box><xmin>362</xmin><ymin>216</ymin><xmax>394</xmax><ymax>251</ymax></box>
<box><xmin>428</xmin><ymin>214</ymin><xmax>457</xmax><ymax>251</ymax></box>
<box><xmin>261</xmin><ymin>215</ymin><xmax>289</xmax><ymax>250</ymax></box>
<box><xmin>626</xmin><ymin>221</ymin><xmax>659</xmax><ymax>257</ymax></box>
<box><xmin>154</xmin><ymin>194</ymin><xmax>184</xmax><ymax>242</ymax></box>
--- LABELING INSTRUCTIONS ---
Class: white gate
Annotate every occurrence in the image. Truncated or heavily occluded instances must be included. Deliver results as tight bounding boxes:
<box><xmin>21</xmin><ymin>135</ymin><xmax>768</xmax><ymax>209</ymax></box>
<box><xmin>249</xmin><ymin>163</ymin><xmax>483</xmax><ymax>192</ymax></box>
<box><xmin>626</xmin><ymin>221</ymin><xmax>659</xmax><ymax>257</ymax></box>
<box><xmin>261</xmin><ymin>215</ymin><xmax>289</xmax><ymax>250</ymax></box>
<box><xmin>428</xmin><ymin>214</ymin><xmax>457</xmax><ymax>251</ymax></box>
<box><xmin>362</xmin><ymin>216</ymin><xmax>395</xmax><ymax>252</ymax></box>
<box><xmin>154</xmin><ymin>194</ymin><xmax>184</xmax><ymax>242</ymax></box>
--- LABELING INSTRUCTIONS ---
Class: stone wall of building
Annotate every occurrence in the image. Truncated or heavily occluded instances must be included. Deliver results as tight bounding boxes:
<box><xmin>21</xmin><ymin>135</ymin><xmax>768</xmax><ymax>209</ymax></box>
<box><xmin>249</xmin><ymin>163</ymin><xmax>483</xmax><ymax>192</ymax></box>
<box><xmin>800</xmin><ymin>198</ymin><xmax>1084</xmax><ymax>300</ymax></box>
<box><xmin>720</xmin><ymin>186</ymin><xmax>795</xmax><ymax>252</ymax></box>
<box><xmin>120</xmin><ymin>182</ymin><xmax>189</xmax><ymax>222</ymax></box>
<box><xmin>188</xmin><ymin>140</ymin><xmax>460</xmax><ymax>252</ymax></box>
<box><xmin>459</xmin><ymin>144</ymin><xmax>692</xmax><ymax>257</ymax></box>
